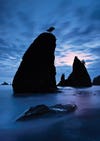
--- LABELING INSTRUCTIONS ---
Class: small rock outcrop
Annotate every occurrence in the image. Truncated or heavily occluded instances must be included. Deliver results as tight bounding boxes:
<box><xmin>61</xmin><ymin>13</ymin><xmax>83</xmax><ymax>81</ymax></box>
<box><xmin>58</xmin><ymin>56</ymin><xmax>92</xmax><ymax>87</ymax></box>
<box><xmin>58</xmin><ymin>73</ymin><xmax>66</xmax><ymax>86</ymax></box>
<box><xmin>16</xmin><ymin>104</ymin><xmax>77</xmax><ymax>121</ymax></box>
<box><xmin>93</xmin><ymin>75</ymin><xmax>100</xmax><ymax>85</ymax></box>
<box><xmin>1</xmin><ymin>82</ymin><xmax>9</xmax><ymax>85</ymax></box>
<box><xmin>12</xmin><ymin>32</ymin><xmax>57</xmax><ymax>93</ymax></box>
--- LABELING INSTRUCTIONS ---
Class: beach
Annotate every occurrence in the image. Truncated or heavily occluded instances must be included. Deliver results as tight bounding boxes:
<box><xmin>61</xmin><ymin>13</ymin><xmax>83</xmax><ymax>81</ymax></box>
<box><xmin>0</xmin><ymin>85</ymin><xmax>100</xmax><ymax>141</ymax></box>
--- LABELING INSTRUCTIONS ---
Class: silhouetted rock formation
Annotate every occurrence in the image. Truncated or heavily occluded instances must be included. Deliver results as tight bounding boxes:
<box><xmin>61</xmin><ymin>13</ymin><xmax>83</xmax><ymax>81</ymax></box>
<box><xmin>58</xmin><ymin>56</ymin><xmax>92</xmax><ymax>87</ymax></box>
<box><xmin>12</xmin><ymin>32</ymin><xmax>57</xmax><ymax>93</ymax></box>
<box><xmin>58</xmin><ymin>73</ymin><xmax>66</xmax><ymax>86</ymax></box>
<box><xmin>1</xmin><ymin>82</ymin><xmax>9</xmax><ymax>85</ymax></box>
<box><xmin>93</xmin><ymin>75</ymin><xmax>100</xmax><ymax>85</ymax></box>
<box><xmin>16</xmin><ymin>104</ymin><xmax>77</xmax><ymax>121</ymax></box>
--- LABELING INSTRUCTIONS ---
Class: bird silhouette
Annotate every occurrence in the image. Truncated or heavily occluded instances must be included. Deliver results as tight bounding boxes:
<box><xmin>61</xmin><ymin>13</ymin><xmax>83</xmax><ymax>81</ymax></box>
<box><xmin>46</xmin><ymin>27</ymin><xmax>55</xmax><ymax>32</ymax></box>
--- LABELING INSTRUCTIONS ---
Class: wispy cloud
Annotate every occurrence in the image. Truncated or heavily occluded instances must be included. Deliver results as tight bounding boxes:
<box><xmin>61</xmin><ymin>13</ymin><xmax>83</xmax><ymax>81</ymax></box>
<box><xmin>0</xmin><ymin>0</ymin><xmax>100</xmax><ymax>82</ymax></box>
<box><xmin>55</xmin><ymin>50</ymin><xmax>94</xmax><ymax>67</ymax></box>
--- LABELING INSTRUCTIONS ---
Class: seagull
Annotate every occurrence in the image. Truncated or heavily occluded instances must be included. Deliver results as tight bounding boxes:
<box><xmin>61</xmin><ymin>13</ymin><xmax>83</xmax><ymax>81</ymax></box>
<box><xmin>46</xmin><ymin>26</ymin><xmax>55</xmax><ymax>32</ymax></box>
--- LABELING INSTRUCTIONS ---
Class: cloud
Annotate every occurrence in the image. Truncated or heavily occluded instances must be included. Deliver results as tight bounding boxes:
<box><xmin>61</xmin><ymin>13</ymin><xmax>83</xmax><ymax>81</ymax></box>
<box><xmin>55</xmin><ymin>50</ymin><xmax>94</xmax><ymax>67</ymax></box>
<box><xmin>0</xmin><ymin>0</ymin><xmax>100</xmax><ymax>82</ymax></box>
<box><xmin>89</xmin><ymin>47</ymin><xmax>100</xmax><ymax>56</ymax></box>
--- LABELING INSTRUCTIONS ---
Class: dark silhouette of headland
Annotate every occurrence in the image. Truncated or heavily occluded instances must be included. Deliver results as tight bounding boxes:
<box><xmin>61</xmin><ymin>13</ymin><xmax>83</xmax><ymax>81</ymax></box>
<box><xmin>12</xmin><ymin>29</ymin><xmax>57</xmax><ymax>94</ymax></box>
<box><xmin>58</xmin><ymin>56</ymin><xmax>92</xmax><ymax>87</ymax></box>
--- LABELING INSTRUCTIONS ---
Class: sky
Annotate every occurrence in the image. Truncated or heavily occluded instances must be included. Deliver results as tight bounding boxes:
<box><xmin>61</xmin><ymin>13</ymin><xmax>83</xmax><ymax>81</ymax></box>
<box><xmin>0</xmin><ymin>0</ymin><xmax>100</xmax><ymax>83</ymax></box>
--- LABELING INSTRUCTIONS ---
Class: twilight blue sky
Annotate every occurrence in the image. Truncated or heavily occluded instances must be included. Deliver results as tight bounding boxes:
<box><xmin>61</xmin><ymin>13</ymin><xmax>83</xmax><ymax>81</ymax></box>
<box><xmin>0</xmin><ymin>0</ymin><xmax>100</xmax><ymax>83</ymax></box>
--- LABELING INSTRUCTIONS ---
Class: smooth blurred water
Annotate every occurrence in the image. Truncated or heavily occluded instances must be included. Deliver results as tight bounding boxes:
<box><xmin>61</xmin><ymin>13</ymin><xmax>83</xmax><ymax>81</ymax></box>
<box><xmin>0</xmin><ymin>85</ymin><xmax>100</xmax><ymax>141</ymax></box>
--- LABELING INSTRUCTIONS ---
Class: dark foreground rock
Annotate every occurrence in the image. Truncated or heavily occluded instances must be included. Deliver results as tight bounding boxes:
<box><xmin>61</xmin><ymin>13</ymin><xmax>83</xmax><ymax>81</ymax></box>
<box><xmin>12</xmin><ymin>32</ymin><xmax>57</xmax><ymax>94</ymax></box>
<box><xmin>58</xmin><ymin>56</ymin><xmax>92</xmax><ymax>87</ymax></box>
<box><xmin>93</xmin><ymin>75</ymin><xmax>100</xmax><ymax>85</ymax></box>
<box><xmin>16</xmin><ymin>104</ymin><xmax>77</xmax><ymax>121</ymax></box>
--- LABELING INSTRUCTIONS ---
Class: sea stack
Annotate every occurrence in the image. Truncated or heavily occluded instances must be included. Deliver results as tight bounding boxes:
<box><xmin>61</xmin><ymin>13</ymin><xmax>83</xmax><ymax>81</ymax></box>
<box><xmin>93</xmin><ymin>75</ymin><xmax>100</xmax><ymax>85</ymax></box>
<box><xmin>58</xmin><ymin>56</ymin><xmax>92</xmax><ymax>87</ymax></box>
<box><xmin>12</xmin><ymin>32</ymin><xmax>57</xmax><ymax>93</ymax></box>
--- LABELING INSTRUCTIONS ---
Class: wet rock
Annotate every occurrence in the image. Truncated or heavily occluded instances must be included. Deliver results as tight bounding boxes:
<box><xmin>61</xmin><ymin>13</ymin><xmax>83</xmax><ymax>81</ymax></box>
<box><xmin>51</xmin><ymin>104</ymin><xmax>77</xmax><ymax>112</ymax></box>
<box><xmin>16</xmin><ymin>104</ymin><xmax>77</xmax><ymax>121</ymax></box>
<box><xmin>12</xmin><ymin>32</ymin><xmax>57</xmax><ymax>94</ymax></box>
<box><xmin>17</xmin><ymin>105</ymin><xmax>50</xmax><ymax>121</ymax></box>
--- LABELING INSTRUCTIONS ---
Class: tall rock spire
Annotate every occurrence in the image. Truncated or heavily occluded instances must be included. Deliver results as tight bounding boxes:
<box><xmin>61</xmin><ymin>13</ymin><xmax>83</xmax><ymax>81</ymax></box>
<box><xmin>58</xmin><ymin>56</ymin><xmax>92</xmax><ymax>87</ymax></box>
<box><xmin>12</xmin><ymin>32</ymin><xmax>57</xmax><ymax>94</ymax></box>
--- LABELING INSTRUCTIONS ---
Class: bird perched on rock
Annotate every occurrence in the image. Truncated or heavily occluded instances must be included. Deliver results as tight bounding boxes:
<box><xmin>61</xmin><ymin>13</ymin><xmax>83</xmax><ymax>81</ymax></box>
<box><xmin>46</xmin><ymin>26</ymin><xmax>55</xmax><ymax>32</ymax></box>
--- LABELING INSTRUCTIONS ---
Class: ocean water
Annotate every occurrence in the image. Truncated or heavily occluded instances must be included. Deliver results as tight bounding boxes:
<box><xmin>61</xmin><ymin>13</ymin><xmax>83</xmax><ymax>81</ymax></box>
<box><xmin>0</xmin><ymin>85</ymin><xmax>100</xmax><ymax>141</ymax></box>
